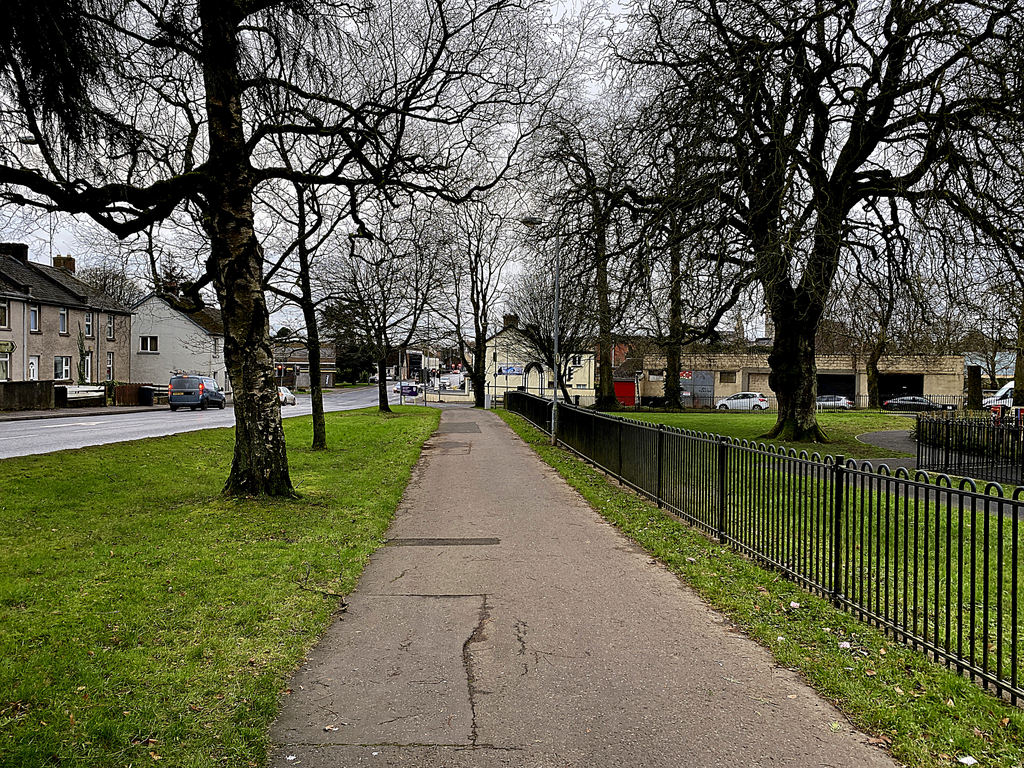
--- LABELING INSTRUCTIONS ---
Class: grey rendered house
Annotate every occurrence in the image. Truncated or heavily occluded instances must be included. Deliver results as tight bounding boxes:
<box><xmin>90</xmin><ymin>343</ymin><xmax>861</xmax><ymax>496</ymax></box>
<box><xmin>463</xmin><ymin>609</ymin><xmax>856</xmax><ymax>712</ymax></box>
<box><xmin>130</xmin><ymin>293</ymin><xmax>230</xmax><ymax>392</ymax></box>
<box><xmin>0</xmin><ymin>243</ymin><xmax>132</xmax><ymax>384</ymax></box>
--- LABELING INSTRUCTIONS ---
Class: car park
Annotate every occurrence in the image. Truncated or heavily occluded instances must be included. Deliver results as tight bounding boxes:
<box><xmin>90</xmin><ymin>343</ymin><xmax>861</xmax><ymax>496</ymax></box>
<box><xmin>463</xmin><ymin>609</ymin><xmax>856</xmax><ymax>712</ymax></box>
<box><xmin>816</xmin><ymin>394</ymin><xmax>853</xmax><ymax>410</ymax></box>
<box><xmin>277</xmin><ymin>386</ymin><xmax>296</xmax><ymax>406</ymax></box>
<box><xmin>881</xmin><ymin>395</ymin><xmax>954</xmax><ymax>412</ymax></box>
<box><xmin>715</xmin><ymin>392</ymin><xmax>770</xmax><ymax>411</ymax></box>
<box><xmin>168</xmin><ymin>375</ymin><xmax>226</xmax><ymax>411</ymax></box>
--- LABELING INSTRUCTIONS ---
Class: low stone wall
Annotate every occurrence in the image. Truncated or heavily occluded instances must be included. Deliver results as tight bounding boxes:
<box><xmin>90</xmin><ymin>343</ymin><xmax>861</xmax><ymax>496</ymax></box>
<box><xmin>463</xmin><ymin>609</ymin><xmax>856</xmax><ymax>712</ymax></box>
<box><xmin>0</xmin><ymin>380</ymin><xmax>55</xmax><ymax>411</ymax></box>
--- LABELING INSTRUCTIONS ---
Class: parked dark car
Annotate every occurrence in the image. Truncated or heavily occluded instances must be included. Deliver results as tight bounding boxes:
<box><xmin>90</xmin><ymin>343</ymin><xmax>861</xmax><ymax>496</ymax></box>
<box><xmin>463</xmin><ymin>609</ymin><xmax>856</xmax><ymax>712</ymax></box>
<box><xmin>881</xmin><ymin>395</ymin><xmax>953</xmax><ymax>412</ymax></box>
<box><xmin>169</xmin><ymin>375</ymin><xmax>226</xmax><ymax>411</ymax></box>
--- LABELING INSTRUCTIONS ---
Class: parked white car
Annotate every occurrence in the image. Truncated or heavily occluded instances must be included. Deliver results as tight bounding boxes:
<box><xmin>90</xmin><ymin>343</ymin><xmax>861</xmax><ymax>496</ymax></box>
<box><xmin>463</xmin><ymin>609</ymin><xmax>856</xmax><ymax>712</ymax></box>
<box><xmin>816</xmin><ymin>394</ymin><xmax>853</xmax><ymax>410</ymax></box>
<box><xmin>716</xmin><ymin>392</ymin><xmax>770</xmax><ymax>411</ymax></box>
<box><xmin>983</xmin><ymin>380</ymin><xmax>1014</xmax><ymax>408</ymax></box>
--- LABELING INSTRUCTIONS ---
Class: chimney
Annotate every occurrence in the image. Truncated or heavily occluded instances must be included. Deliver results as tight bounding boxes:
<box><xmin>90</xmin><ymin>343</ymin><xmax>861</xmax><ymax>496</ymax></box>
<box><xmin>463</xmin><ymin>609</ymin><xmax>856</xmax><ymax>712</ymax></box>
<box><xmin>0</xmin><ymin>243</ymin><xmax>30</xmax><ymax>263</ymax></box>
<box><xmin>503</xmin><ymin>313</ymin><xmax>519</xmax><ymax>330</ymax></box>
<box><xmin>53</xmin><ymin>254</ymin><xmax>76</xmax><ymax>273</ymax></box>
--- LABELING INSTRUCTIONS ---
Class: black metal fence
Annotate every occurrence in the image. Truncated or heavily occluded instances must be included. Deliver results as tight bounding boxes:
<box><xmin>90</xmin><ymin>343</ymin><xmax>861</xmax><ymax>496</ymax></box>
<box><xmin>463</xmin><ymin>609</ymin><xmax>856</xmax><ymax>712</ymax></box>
<box><xmin>918</xmin><ymin>415</ymin><xmax>1024</xmax><ymax>486</ymax></box>
<box><xmin>506</xmin><ymin>391</ymin><xmax>1023</xmax><ymax>704</ymax></box>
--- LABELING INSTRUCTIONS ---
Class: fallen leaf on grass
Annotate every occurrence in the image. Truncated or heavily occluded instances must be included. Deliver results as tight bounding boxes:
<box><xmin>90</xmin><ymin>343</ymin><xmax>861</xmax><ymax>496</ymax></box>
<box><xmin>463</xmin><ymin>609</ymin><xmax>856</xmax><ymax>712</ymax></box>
<box><xmin>867</xmin><ymin>736</ymin><xmax>892</xmax><ymax>746</ymax></box>
<box><xmin>957</xmin><ymin>757</ymin><xmax>978</xmax><ymax>766</ymax></box>
<box><xmin>149</xmin><ymin>752</ymin><xmax>162</xmax><ymax>761</ymax></box>
<box><xmin>999</xmin><ymin>717</ymin><xmax>1009</xmax><ymax>727</ymax></box>
<box><xmin>865</xmin><ymin>670</ymin><xmax>877</xmax><ymax>677</ymax></box>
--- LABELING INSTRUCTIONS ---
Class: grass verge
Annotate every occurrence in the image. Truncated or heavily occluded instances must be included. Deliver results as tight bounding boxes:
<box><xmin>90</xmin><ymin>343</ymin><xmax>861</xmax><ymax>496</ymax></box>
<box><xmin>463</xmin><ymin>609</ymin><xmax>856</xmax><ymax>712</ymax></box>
<box><xmin>616</xmin><ymin>410</ymin><xmax>916</xmax><ymax>459</ymax></box>
<box><xmin>499</xmin><ymin>410</ymin><xmax>1023</xmax><ymax>768</ymax></box>
<box><xmin>0</xmin><ymin>406</ymin><xmax>439</xmax><ymax>768</ymax></box>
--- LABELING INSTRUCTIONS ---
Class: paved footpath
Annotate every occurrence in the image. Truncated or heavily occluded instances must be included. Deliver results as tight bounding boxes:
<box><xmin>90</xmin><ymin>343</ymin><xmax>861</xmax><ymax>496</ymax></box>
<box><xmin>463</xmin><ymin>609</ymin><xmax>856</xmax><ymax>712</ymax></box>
<box><xmin>269</xmin><ymin>409</ymin><xmax>896</xmax><ymax>768</ymax></box>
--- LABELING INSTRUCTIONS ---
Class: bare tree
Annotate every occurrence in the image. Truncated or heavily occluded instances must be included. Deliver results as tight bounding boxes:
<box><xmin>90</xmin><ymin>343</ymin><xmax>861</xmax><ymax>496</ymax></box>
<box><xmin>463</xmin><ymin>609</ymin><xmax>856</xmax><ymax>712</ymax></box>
<box><xmin>620</xmin><ymin>0</ymin><xmax>1023</xmax><ymax>440</ymax></box>
<box><xmin>440</xmin><ymin>195</ymin><xmax>518</xmax><ymax>408</ymax></box>
<box><xmin>324</xmin><ymin>198</ymin><xmax>440</xmax><ymax>413</ymax></box>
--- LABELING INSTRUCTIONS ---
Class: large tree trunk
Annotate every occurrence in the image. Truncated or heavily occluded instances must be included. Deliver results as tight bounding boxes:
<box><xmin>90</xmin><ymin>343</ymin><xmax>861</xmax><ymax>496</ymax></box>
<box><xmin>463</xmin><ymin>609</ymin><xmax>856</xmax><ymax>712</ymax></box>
<box><xmin>302</xmin><ymin>302</ymin><xmax>327</xmax><ymax>449</ymax></box>
<box><xmin>471</xmin><ymin>336</ymin><xmax>487</xmax><ymax>409</ymax></box>
<box><xmin>594</xmin><ymin>223</ymin><xmax>617</xmax><ymax>409</ymax></box>
<box><xmin>663</xmin><ymin>230</ymin><xmax>684</xmax><ymax>410</ymax></box>
<box><xmin>295</xmin><ymin>191</ymin><xmax>326</xmax><ymax>450</ymax></box>
<box><xmin>765</xmin><ymin>315</ymin><xmax>826</xmax><ymax>441</ymax></box>
<box><xmin>865</xmin><ymin>332</ymin><xmax>885</xmax><ymax>409</ymax></box>
<box><xmin>200</xmin><ymin>1</ymin><xmax>292</xmax><ymax>496</ymax></box>
<box><xmin>376</xmin><ymin>358</ymin><xmax>392</xmax><ymax>413</ymax></box>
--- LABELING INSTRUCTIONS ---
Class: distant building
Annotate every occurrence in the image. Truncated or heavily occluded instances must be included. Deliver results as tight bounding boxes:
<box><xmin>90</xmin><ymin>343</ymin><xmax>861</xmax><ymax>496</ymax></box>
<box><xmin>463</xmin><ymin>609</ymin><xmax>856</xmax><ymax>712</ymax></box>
<box><xmin>0</xmin><ymin>243</ymin><xmax>131</xmax><ymax>384</ymax></box>
<box><xmin>639</xmin><ymin>351</ymin><xmax>965</xmax><ymax>404</ymax></box>
<box><xmin>271</xmin><ymin>341</ymin><xmax>336</xmax><ymax>388</ymax></box>
<box><xmin>481</xmin><ymin>319</ymin><xmax>597</xmax><ymax>402</ymax></box>
<box><xmin>130</xmin><ymin>293</ymin><xmax>229</xmax><ymax>391</ymax></box>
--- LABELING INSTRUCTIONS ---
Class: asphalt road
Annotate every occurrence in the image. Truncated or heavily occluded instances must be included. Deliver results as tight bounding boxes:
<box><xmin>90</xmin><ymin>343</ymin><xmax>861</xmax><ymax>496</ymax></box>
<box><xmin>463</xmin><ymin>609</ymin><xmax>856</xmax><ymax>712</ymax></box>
<box><xmin>0</xmin><ymin>386</ymin><xmax>413</xmax><ymax>460</ymax></box>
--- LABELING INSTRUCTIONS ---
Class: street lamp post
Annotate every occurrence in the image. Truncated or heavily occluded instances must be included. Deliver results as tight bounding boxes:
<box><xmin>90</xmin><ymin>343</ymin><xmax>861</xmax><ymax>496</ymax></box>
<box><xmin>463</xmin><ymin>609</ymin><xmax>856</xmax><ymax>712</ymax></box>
<box><xmin>520</xmin><ymin>214</ymin><xmax>560</xmax><ymax>445</ymax></box>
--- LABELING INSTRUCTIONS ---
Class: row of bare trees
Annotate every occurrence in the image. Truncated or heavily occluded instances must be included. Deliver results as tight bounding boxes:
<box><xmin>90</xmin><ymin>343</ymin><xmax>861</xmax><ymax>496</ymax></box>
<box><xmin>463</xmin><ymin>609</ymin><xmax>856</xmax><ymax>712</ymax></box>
<box><xmin>0</xmin><ymin>0</ymin><xmax>565</xmax><ymax>495</ymax></box>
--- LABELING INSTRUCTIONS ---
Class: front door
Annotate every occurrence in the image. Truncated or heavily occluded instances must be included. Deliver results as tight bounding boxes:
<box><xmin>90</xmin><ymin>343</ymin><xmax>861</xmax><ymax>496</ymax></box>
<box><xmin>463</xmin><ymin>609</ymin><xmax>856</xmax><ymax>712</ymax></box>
<box><xmin>28</xmin><ymin>355</ymin><xmax>39</xmax><ymax>381</ymax></box>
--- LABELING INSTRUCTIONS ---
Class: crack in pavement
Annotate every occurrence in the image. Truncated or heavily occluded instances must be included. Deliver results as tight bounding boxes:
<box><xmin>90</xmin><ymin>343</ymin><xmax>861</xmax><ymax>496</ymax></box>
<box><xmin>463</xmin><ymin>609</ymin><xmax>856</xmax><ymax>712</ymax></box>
<box><xmin>461</xmin><ymin>594</ymin><xmax>491</xmax><ymax>747</ymax></box>
<box><xmin>514</xmin><ymin>618</ymin><xmax>529</xmax><ymax>676</ymax></box>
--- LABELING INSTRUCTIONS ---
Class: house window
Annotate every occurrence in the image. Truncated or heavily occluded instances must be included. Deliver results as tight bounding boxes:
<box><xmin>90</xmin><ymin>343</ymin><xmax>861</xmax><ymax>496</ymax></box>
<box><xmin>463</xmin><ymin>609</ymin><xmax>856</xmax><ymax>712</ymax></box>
<box><xmin>720</xmin><ymin>370</ymin><xmax>737</xmax><ymax>384</ymax></box>
<box><xmin>29</xmin><ymin>304</ymin><xmax>39</xmax><ymax>332</ymax></box>
<box><xmin>0</xmin><ymin>299</ymin><xmax>8</xmax><ymax>329</ymax></box>
<box><xmin>572</xmin><ymin>355</ymin><xmax>582</xmax><ymax>366</ymax></box>
<box><xmin>58</xmin><ymin>307</ymin><xmax>69</xmax><ymax>335</ymax></box>
<box><xmin>83</xmin><ymin>351</ymin><xmax>93</xmax><ymax>382</ymax></box>
<box><xmin>84</xmin><ymin>311</ymin><xmax>94</xmax><ymax>337</ymax></box>
<box><xmin>54</xmin><ymin>356</ymin><xmax>72</xmax><ymax>381</ymax></box>
<box><xmin>106</xmin><ymin>314</ymin><xmax>115</xmax><ymax>340</ymax></box>
<box><xmin>140</xmin><ymin>336</ymin><xmax>159</xmax><ymax>353</ymax></box>
<box><xmin>106</xmin><ymin>351</ymin><xmax>114</xmax><ymax>381</ymax></box>
<box><xmin>0</xmin><ymin>352</ymin><xmax>9</xmax><ymax>381</ymax></box>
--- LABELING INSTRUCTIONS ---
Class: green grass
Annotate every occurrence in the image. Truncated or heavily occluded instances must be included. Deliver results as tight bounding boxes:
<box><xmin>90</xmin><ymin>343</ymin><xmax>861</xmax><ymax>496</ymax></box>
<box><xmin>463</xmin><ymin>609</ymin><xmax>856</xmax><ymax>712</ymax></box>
<box><xmin>499</xmin><ymin>409</ymin><xmax>1024</xmax><ymax>768</ymax></box>
<box><xmin>616</xmin><ymin>410</ymin><xmax>915</xmax><ymax>459</ymax></box>
<box><xmin>0</xmin><ymin>406</ymin><xmax>439</xmax><ymax>768</ymax></box>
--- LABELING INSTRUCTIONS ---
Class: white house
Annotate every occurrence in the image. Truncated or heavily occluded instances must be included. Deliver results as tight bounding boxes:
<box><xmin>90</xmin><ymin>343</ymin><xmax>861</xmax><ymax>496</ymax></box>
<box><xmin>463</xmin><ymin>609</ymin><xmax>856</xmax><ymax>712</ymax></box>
<box><xmin>130</xmin><ymin>294</ymin><xmax>230</xmax><ymax>392</ymax></box>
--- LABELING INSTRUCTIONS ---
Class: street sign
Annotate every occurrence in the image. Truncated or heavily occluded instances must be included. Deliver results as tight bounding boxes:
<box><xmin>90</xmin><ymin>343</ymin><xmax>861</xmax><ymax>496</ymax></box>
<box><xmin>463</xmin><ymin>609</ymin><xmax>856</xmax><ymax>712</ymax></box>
<box><xmin>400</xmin><ymin>384</ymin><xmax>419</xmax><ymax>396</ymax></box>
<box><xmin>680</xmin><ymin>370</ymin><xmax>692</xmax><ymax>379</ymax></box>
<box><xmin>498</xmin><ymin>365</ymin><xmax>524</xmax><ymax>376</ymax></box>
<box><xmin>0</xmin><ymin>340</ymin><xmax>15</xmax><ymax>353</ymax></box>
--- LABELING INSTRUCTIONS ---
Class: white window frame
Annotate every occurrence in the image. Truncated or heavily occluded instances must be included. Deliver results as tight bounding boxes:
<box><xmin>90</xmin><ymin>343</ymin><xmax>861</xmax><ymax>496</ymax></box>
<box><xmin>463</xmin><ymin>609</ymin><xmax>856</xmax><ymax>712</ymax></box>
<box><xmin>58</xmin><ymin>307</ymin><xmax>69</xmax><ymax>335</ymax></box>
<box><xmin>0</xmin><ymin>299</ymin><xmax>8</xmax><ymax>329</ymax></box>
<box><xmin>106</xmin><ymin>351</ymin><xmax>114</xmax><ymax>381</ymax></box>
<box><xmin>28</xmin><ymin>355</ymin><xmax>39</xmax><ymax>381</ymax></box>
<box><xmin>84</xmin><ymin>311</ymin><xmax>94</xmax><ymax>338</ymax></box>
<box><xmin>84</xmin><ymin>351</ymin><xmax>93</xmax><ymax>382</ymax></box>
<box><xmin>106</xmin><ymin>314</ymin><xmax>115</xmax><ymax>340</ymax></box>
<box><xmin>140</xmin><ymin>335</ymin><xmax>159</xmax><ymax>353</ymax></box>
<box><xmin>54</xmin><ymin>356</ymin><xmax>71</xmax><ymax>381</ymax></box>
<box><xmin>0</xmin><ymin>352</ymin><xmax>9</xmax><ymax>381</ymax></box>
<box><xmin>29</xmin><ymin>304</ymin><xmax>39</xmax><ymax>332</ymax></box>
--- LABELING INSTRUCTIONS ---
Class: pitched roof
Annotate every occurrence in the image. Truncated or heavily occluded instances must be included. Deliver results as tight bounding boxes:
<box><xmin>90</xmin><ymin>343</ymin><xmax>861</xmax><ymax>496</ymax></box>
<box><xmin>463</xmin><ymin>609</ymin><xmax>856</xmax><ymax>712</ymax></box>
<box><xmin>133</xmin><ymin>292</ymin><xmax>224</xmax><ymax>337</ymax></box>
<box><xmin>0</xmin><ymin>253</ymin><xmax>131</xmax><ymax>313</ymax></box>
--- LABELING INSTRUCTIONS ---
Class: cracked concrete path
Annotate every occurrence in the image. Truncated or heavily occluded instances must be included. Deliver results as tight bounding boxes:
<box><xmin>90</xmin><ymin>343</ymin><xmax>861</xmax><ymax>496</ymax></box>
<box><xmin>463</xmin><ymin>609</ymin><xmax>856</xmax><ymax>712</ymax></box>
<box><xmin>269</xmin><ymin>410</ymin><xmax>897</xmax><ymax>768</ymax></box>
